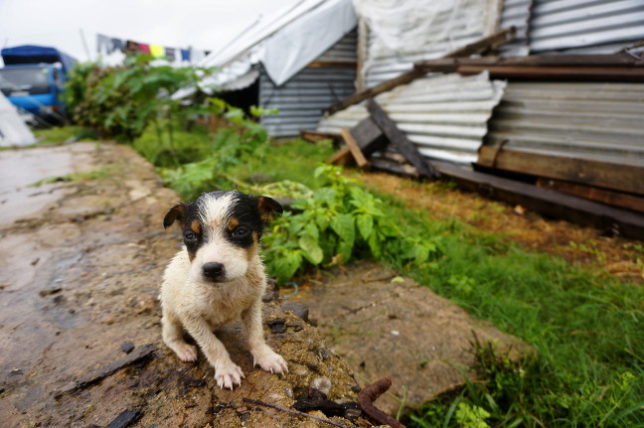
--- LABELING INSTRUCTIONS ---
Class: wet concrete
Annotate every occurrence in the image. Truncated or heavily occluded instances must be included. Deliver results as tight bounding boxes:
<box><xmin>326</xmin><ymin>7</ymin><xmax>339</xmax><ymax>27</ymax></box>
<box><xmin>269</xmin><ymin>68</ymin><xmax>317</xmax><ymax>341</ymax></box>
<box><xmin>0</xmin><ymin>143</ymin><xmax>363</xmax><ymax>427</ymax></box>
<box><xmin>293</xmin><ymin>262</ymin><xmax>532</xmax><ymax>415</ymax></box>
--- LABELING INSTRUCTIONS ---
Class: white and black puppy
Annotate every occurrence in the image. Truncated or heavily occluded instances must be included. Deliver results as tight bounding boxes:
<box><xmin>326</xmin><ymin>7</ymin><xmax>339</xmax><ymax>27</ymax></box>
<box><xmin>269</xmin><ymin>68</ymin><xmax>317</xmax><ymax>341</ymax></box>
<box><xmin>160</xmin><ymin>190</ymin><xmax>288</xmax><ymax>389</ymax></box>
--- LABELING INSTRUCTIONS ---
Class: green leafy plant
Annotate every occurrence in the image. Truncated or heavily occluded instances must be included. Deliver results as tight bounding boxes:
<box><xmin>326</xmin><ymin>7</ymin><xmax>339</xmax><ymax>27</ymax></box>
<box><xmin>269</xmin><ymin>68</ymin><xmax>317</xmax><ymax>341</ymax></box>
<box><xmin>262</xmin><ymin>165</ymin><xmax>441</xmax><ymax>282</ymax></box>
<box><xmin>64</xmin><ymin>54</ymin><xmax>211</xmax><ymax>142</ymax></box>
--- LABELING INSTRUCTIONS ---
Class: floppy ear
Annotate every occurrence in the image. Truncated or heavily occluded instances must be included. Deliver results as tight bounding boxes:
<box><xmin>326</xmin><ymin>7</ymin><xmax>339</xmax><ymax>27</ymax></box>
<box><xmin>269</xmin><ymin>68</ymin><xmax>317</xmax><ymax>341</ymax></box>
<box><xmin>257</xmin><ymin>196</ymin><xmax>283</xmax><ymax>223</ymax></box>
<box><xmin>163</xmin><ymin>203</ymin><xmax>185</xmax><ymax>229</ymax></box>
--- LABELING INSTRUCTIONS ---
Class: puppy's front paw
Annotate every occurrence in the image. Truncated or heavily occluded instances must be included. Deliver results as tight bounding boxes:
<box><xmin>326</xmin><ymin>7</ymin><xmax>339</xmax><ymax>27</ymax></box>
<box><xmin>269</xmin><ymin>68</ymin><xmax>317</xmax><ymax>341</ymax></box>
<box><xmin>171</xmin><ymin>342</ymin><xmax>198</xmax><ymax>363</ymax></box>
<box><xmin>215</xmin><ymin>362</ymin><xmax>244</xmax><ymax>390</ymax></box>
<box><xmin>254</xmin><ymin>350</ymin><xmax>288</xmax><ymax>374</ymax></box>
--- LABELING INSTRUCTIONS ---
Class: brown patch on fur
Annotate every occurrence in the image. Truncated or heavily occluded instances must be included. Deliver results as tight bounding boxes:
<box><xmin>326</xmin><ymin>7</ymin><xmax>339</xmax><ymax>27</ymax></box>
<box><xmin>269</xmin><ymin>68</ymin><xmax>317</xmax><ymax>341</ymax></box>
<box><xmin>246</xmin><ymin>231</ymin><xmax>259</xmax><ymax>261</ymax></box>
<box><xmin>227</xmin><ymin>217</ymin><xmax>240</xmax><ymax>231</ymax></box>
<box><xmin>187</xmin><ymin>249</ymin><xmax>196</xmax><ymax>262</ymax></box>
<box><xmin>191</xmin><ymin>220</ymin><xmax>201</xmax><ymax>234</ymax></box>
<box><xmin>257</xmin><ymin>196</ymin><xmax>282</xmax><ymax>223</ymax></box>
<box><xmin>163</xmin><ymin>203</ymin><xmax>185</xmax><ymax>229</ymax></box>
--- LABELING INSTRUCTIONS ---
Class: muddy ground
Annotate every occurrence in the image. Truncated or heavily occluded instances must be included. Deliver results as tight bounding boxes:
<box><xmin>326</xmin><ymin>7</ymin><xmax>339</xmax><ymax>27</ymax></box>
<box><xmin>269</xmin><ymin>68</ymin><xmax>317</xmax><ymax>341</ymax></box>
<box><xmin>0</xmin><ymin>142</ymin><xmax>537</xmax><ymax>427</ymax></box>
<box><xmin>357</xmin><ymin>172</ymin><xmax>643</xmax><ymax>283</ymax></box>
<box><xmin>0</xmin><ymin>143</ymin><xmax>361</xmax><ymax>428</ymax></box>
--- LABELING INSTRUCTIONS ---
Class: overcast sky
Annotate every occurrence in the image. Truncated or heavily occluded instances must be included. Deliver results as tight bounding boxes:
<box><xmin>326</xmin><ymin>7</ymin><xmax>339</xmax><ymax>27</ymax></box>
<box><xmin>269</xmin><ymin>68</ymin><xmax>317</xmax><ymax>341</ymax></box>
<box><xmin>0</xmin><ymin>0</ymin><xmax>299</xmax><ymax>62</ymax></box>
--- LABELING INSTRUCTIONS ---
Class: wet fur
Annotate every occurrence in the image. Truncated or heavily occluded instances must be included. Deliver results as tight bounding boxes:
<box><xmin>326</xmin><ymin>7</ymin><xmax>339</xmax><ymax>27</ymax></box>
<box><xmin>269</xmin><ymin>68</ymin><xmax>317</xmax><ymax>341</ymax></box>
<box><xmin>160</xmin><ymin>190</ymin><xmax>287</xmax><ymax>389</ymax></box>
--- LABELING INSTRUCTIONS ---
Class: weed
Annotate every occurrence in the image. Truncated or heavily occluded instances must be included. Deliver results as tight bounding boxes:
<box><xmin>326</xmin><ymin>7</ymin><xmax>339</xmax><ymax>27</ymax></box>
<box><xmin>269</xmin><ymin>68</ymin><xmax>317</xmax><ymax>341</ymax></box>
<box><xmin>29</xmin><ymin>167</ymin><xmax>112</xmax><ymax>187</ymax></box>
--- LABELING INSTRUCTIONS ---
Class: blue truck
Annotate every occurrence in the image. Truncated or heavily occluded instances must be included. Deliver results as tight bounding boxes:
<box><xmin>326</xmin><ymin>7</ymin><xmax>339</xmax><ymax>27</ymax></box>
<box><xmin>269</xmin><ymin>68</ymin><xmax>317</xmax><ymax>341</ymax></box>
<box><xmin>0</xmin><ymin>45</ymin><xmax>77</xmax><ymax>125</ymax></box>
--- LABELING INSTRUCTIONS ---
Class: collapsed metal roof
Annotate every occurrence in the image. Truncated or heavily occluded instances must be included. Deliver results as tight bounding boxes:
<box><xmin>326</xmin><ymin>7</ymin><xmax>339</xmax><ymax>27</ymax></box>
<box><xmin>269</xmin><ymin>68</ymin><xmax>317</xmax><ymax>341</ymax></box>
<box><xmin>318</xmin><ymin>72</ymin><xmax>506</xmax><ymax>164</ymax></box>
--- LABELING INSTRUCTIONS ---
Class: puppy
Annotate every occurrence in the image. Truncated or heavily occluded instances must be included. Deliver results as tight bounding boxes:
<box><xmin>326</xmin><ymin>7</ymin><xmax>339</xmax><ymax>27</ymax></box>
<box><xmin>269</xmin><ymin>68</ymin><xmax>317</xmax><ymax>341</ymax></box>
<box><xmin>160</xmin><ymin>190</ymin><xmax>288</xmax><ymax>389</ymax></box>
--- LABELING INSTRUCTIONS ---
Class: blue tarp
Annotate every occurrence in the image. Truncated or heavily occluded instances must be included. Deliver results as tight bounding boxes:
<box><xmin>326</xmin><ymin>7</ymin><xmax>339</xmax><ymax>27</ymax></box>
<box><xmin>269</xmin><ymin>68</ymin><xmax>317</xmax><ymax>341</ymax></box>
<box><xmin>1</xmin><ymin>45</ymin><xmax>77</xmax><ymax>73</ymax></box>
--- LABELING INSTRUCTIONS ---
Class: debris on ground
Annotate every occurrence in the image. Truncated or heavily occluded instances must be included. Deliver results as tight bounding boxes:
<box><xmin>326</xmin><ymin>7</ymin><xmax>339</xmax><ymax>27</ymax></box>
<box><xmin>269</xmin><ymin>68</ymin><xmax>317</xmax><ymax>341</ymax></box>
<box><xmin>0</xmin><ymin>142</ymin><xmax>363</xmax><ymax>427</ymax></box>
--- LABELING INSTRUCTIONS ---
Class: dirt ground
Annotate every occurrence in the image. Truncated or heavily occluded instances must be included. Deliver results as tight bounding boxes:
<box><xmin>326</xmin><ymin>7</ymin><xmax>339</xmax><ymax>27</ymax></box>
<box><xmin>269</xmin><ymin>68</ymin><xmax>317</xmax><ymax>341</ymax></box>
<box><xmin>0</xmin><ymin>143</ymin><xmax>361</xmax><ymax>428</ymax></box>
<box><xmin>357</xmin><ymin>172</ymin><xmax>643</xmax><ymax>283</ymax></box>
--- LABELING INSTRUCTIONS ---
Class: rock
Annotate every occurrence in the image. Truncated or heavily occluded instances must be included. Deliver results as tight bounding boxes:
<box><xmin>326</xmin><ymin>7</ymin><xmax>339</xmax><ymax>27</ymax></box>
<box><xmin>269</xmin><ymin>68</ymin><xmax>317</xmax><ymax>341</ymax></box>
<box><xmin>281</xmin><ymin>302</ymin><xmax>309</xmax><ymax>322</ymax></box>
<box><xmin>105</xmin><ymin>410</ymin><xmax>142</xmax><ymax>428</ymax></box>
<box><xmin>39</xmin><ymin>287</ymin><xmax>62</xmax><ymax>297</ymax></box>
<box><xmin>120</xmin><ymin>341</ymin><xmax>135</xmax><ymax>354</ymax></box>
<box><xmin>267</xmin><ymin>319</ymin><xmax>287</xmax><ymax>334</ymax></box>
<box><xmin>296</xmin><ymin>261</ymin><xmax>534</xmax><ymax>415</ymax></box>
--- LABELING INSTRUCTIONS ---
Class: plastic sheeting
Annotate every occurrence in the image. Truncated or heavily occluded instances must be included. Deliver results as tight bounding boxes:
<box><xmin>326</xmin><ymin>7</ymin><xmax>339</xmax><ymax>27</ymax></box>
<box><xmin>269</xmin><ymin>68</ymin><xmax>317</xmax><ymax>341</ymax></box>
<box><xmin>199</xmin><ymin>0</ymin><xmax>356</xmax><ymax>88</ymax></box>
<box><xmin>0</xmin><ymin>92</ymin><xmax>36</xmax><ymax>146</ymax></box>
<box><xmin>355</xmin><ymin>0</ymin><xmax>501</xmax><ymax>87</ymax></box>
<box><xmin>262</xmin><ymin>0</ymin><xmax>355</xmax><ymax>85</ymax></box>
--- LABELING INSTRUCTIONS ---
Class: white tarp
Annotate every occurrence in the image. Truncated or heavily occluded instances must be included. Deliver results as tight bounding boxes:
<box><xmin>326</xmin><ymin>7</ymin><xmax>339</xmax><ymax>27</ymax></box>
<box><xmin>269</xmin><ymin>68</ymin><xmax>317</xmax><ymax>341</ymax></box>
<box><xmin>0</xmin><ymin>92</ymin><xmax>36</xmax><ymax>146</ymax></box>
<box><xmin>198</xmin><ymin>0</ymin><xmax>356</xmax><ymax>89</ymax></box>
<box><xmin>354</xmin><ymin>0</ymin><xmax>501</xmax><ymax>87</ymax></box>
<box><xmin>262</xmin><ymin>0</ymin><xmax>356</xmax><ymax>85</ymax></box>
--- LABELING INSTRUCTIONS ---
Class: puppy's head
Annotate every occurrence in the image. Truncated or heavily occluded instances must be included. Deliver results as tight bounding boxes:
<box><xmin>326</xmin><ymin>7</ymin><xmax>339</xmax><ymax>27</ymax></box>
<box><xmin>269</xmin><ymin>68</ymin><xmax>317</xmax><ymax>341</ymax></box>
<box><xmin>163</xmin><ymin>190</ymin><xmax>282</xmax><ymax>284</ymax></box>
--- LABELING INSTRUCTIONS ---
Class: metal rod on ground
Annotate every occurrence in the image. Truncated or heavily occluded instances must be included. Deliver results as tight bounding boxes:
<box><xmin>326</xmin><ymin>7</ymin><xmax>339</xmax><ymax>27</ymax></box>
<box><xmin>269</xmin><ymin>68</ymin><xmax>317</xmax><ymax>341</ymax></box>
<box><xmin>242</xmin><ymin>398</ymin><xmax>347</xmax><ymax>428</ymax></box>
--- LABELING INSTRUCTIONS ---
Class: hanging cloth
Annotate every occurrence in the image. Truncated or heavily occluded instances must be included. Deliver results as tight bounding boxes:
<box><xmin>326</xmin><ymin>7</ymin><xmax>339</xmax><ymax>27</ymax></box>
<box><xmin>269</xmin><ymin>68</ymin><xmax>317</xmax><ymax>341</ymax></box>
<box><xmin>150</xmin><ymin>44</ymin><xmax>165</xmax><ymax>57</ymax></box>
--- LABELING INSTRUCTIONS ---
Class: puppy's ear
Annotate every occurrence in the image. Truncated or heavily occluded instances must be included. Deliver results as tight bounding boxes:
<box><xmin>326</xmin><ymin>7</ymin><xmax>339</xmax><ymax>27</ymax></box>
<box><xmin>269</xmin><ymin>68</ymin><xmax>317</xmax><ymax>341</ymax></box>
<box><xmin>257</xmin><ymin>196</ymin><xmax>283</xmax><ymax>223</ymax></box>
<box><xmin>163</xmin><ymin>203</ymin><xmax>185</xmax><ymax>229</ymax></box>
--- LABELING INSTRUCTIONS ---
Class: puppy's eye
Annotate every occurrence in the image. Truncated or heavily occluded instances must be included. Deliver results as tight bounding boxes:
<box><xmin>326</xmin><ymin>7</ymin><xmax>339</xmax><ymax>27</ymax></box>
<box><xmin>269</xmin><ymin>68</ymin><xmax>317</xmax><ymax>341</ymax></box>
<box><xmin>184</xmin><ymin>231</ymin><xmax>197</xmax><ymax>241</ymax></box>
<box><xmin>232</xmin><ymin>226</ymin><xmax>250</xmax><ymax>238</ymax></box>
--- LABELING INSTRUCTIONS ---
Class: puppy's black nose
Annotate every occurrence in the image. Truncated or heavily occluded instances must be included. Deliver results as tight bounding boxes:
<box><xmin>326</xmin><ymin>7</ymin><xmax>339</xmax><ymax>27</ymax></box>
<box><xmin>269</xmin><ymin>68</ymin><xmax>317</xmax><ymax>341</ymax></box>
<box><xmin>202</xmin><ymin>262</ymin><xmax>225</xmax><ymax>281</ymax></box>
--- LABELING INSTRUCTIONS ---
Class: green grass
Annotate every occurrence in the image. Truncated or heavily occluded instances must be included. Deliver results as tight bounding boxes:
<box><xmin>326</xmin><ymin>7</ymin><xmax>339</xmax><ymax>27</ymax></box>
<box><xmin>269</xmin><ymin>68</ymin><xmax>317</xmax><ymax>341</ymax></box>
<box><xmin>33</xmin><ymin>125</ymin><xmax>96</xmax><ymax>145</ymax></box>
<box><xmin>48</xmin><ymin>125</ymin><xmax>643</xmax><ymax>426</ymax></box>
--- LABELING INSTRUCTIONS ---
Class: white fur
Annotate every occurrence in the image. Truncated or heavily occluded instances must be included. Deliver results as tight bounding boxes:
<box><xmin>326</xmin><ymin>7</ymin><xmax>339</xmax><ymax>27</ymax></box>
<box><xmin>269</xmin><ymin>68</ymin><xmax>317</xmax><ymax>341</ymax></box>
<box><xmin>160</xmin><ymin>195</ymin><xmax>288</xmax><ymax>389</ymax></box>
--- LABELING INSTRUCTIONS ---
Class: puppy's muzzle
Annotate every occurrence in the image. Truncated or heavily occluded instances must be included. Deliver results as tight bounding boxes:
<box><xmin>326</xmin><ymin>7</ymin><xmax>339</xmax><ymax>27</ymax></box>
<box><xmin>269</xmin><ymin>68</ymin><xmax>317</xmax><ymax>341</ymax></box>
<box><xmin>202</xmin><ymin>262</ymin><xmax>225</xmax><ymax>282</ymax></box>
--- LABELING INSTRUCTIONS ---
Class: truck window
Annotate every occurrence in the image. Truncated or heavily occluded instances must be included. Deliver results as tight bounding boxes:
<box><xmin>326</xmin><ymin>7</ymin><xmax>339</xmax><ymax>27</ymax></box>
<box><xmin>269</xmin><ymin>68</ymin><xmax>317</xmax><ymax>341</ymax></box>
<box><xmin>0</xmin><ymin>67</ymin><xmax>51</xmax><ymax>96</ymax></box>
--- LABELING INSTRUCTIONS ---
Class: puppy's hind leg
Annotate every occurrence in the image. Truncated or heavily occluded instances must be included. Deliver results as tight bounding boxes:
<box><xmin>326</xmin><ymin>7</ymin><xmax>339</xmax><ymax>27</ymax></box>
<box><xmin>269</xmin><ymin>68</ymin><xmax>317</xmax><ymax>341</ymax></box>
<box><xmin>162</xmin><ymin>309</ymin><xmax>198</xmax><ymax>362</ymax></box>
<box><xmin>242</xmin><ymin>298</ymin><xmax>288</xmax><ymax>374</ymax></box>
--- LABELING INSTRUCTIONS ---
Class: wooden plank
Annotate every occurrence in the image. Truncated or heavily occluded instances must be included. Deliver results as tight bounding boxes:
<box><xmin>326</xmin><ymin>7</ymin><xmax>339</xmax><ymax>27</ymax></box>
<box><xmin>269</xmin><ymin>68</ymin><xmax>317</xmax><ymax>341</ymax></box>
<box><xmin>537</xmin><ymin>178</ymin><xmax>644</xmax><ymax>213</ymax></box>
<box><xmin>326</xmin><ymin>117</ymin><xmax>389</xmax><ymax>166</ymax></box>
<box><xmin>370</xmin><ymin>157</ymin><xmax>420</xmax><ymax>178</ymax></box>
<box><xmin>367</xmin><ymin>99</ymin><xmax>436</xmax><ymax>178</ymax></box>
<box><xmin>327</xmin><ymin>146</ymin><xmax>352</xmax><ymax>166</ymax></box>
<box><xmin>300</xmin><ymin>130</ymin><xmax>341</xmax><ymax>144</ymax></box>
<box><xmin>477</xmin><ymin>146</ymin><xmax>644</xmax><ymax>195</ymax></box>
<box><xmin>326</xmin><ymin>27</ymin><xmax>518</xmax><ymax>115</ymax></box>
<box><xmin>341</xmin><ymin>128</ymin><xmax>369</xmax><ymax>168</ymax></box>
<box><xmin>415</xmin><ymin>54</ymin><xmax>644</xmax><ymax>71</ymax></box>
<box><xmin>356</xmin><ymin>18</ymin><xmax>368</xmax><ymax>92</ymax></box>
<box><xmin>307</xmin><ymin>60</ymin><xmax>357</xmax><ymax>69</ymax></box>
<box><xmin>432</xmin><ymin>161</ymin><xmax>644</xmax><ymax>240</ymax></box>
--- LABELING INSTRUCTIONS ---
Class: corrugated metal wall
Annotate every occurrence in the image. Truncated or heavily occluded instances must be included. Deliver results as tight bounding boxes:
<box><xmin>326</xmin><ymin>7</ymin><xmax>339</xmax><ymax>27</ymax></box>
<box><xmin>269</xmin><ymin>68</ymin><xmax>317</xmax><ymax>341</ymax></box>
<box><xmin>259</xmin><ymin>30</ymin><xmax>357</xmax><ymax>137</ymax></box>
<box><xmin>318</xmin><ymin>72</ymin><xmax>506</xmax><ymax>164</ymax></box>
<box><xmin>530</xmin><ymin>0</ymin><xmax>644</xmax><ymax>53</ymax></box>
<box><xmin>498</xmin><ymin>0</ymin><xmax>533</xmax><ymax>56</ymax></box>
<box><xmin>485</xmin><ymin>81</ymin><xmax>644</xmax><ymax>166</ymax></box>
<box><xmin>499</xmin><ymin>0</ymin><xmax>644</xmax><ymax>55</ymax></box>
<box><xmin>363</xmin><ymin>0</ymin><xmax>501</xmax><ymax>88</ymax></box>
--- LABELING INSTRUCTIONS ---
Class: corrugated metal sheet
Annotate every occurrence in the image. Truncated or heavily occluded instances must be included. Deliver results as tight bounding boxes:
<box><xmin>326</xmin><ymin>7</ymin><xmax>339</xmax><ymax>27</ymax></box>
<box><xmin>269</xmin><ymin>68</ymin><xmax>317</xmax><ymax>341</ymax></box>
<box><xmin>498</xmin><ymin>0</ymin><xmax>533</xmax><ymax>56</ymax></box>
<box><xmin>318</xmin><ymin>29</ymin><xmax>357</xmax><ymax>61</ymax></box>
<box><xmin>529</xmin><ymin>0</ymin><xmax>644</xmax><ymax>53</ymax></box>
<box><xmin>259</xmin><ymin>67</ymin><xmax>356</xmax><ymax>137</ymax></box>
<box><xmin>258</xmin><ymin>30</ymin><xmax>357</xmax><ymax>137</ymax></box>
<box><xmin>318</xmin><ymin>72</ymin><xmax>506</xmax><ymax>164</ymax></box>
<box><xmin>362</xmin><ymin>0</ymin><xmax>501</xmax><ymax>88</ymax></box>
<box><xmin>485</xmin><ymin>81</ymin><xmax>644</xmax><ymax>167</ymax></box>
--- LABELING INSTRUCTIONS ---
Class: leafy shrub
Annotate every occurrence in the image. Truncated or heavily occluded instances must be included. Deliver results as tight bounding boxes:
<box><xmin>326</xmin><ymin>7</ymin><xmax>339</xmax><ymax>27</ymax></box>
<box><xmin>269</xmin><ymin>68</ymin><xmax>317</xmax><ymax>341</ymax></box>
<box><xmin>262</xmin><ymin>165</ymin><xmax>442</xmax><ymax>282</ymax></box>
<box><xmin>64</xmin><ymin>54</ymin><xmax>207</xmax><ymax>141</ymax></box>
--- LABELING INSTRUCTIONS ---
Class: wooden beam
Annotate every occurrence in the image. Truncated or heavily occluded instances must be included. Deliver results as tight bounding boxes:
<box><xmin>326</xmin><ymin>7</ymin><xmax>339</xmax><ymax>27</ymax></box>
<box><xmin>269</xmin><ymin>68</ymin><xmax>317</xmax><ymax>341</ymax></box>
<box><xmin>307</xmin><ymin>60</ymin><xmax>357</xmax><ymax>69</ymax></box>
<box><xmin>415</xmin><ymin>55</ymin><xmax>644</xmax><ymax>81</ymax></box>
<box><xmin>341</xmin><ymin>128</ymin><xmax>369</xmax><ymax>168</ymax></box>
<box><xmin>300</xmin><ymin>130</ymin><xmax>341</xmax><ymax>144</ymax></box>
<box><xmin>415</xmin><ymin>54</ymin><xmax>644</xmax><ymax>70</ymax></box>
<box><xmin>326</xmin><ymin>27</ymin><xmax>518</xmax><ymax>115</ymax></box>
<box><xmin>327</xmin><ymin>117</ymin><xmax>389</xmax><ymax>166</ymax></box>
<box><xmin>537</xmin><ymin>178</ymin><xmax>644</xmax><ymax>213</ymax></box>
<box><xmin>432</xmin><ymin>161</ymin><xmax>644</xmax><ymax>240</ymax></box>
<box><xmin>370</xmin><ymin>157</ymin><xmax>420</xmax><ymax>178</ymax></box>
<box><xmin>477</xmin><ymin>146</ymin><xmax>644</xmax><ymax>195</ymax></box>
<box><xmin>367</xmin><ymin>99</ymin><xmax>437</xmax><ymax>178</ymax></box>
